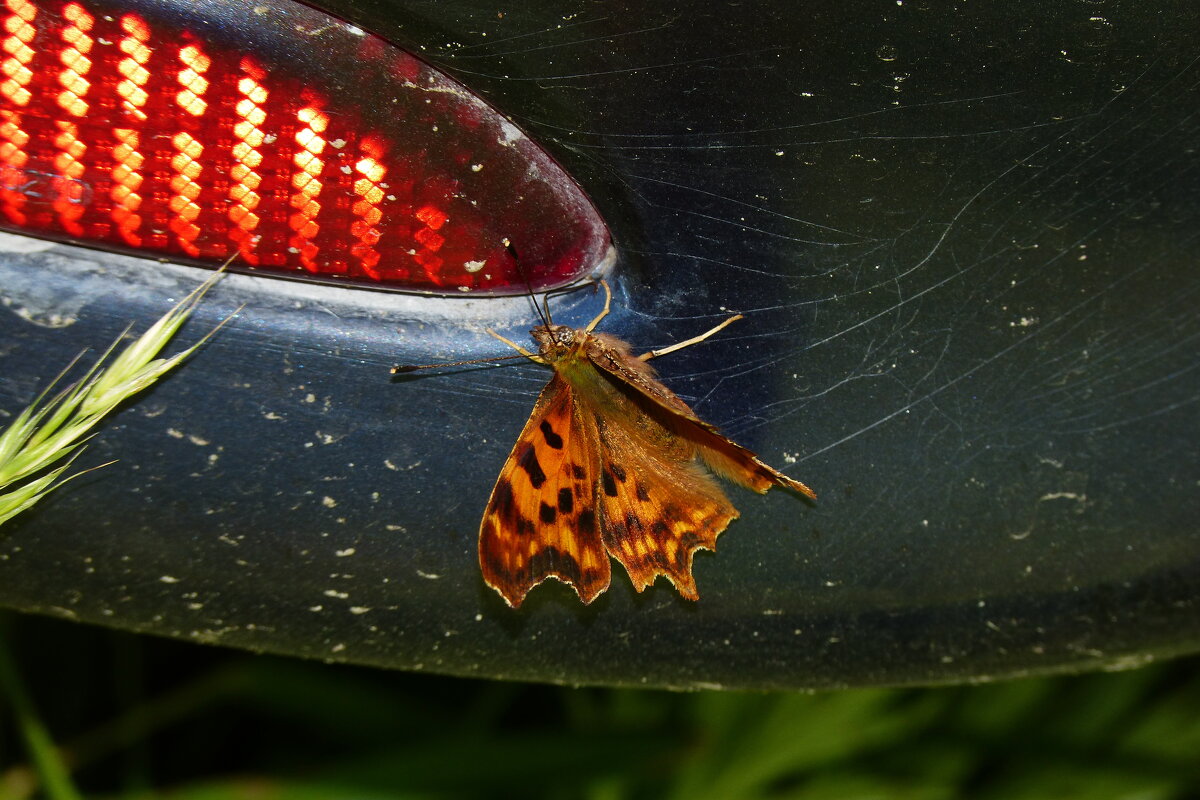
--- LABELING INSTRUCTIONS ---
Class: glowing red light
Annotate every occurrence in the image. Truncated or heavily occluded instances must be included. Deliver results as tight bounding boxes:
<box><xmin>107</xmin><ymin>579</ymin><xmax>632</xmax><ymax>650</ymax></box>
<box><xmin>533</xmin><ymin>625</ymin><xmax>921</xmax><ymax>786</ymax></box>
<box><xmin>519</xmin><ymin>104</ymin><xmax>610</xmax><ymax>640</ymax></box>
<box><xmin>0</xmin><ymin>0</ymin><xmax>611</xmax><ymax>294</ymax></box>
<box><xmin>1</xmin><ymin>0</ymin><xmax>37</xmax><ymax>108</ymax></box>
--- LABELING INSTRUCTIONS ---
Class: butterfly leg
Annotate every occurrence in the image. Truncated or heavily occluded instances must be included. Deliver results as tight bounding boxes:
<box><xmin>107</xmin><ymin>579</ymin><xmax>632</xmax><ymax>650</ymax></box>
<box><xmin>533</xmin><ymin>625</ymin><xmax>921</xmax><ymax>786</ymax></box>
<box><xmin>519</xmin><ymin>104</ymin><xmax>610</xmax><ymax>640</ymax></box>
<box><xmin>582</xmin><ymin>280</ymin><xmax>613</xmax><ymax>333</ymax></box>
<box><xmin>486</xmin><ymin>329</ymin><xmax>548</xmax><ymax>364</ymax></box>
<box><xmin>639</xmin><ymin>314</ymin><xmax>744</xmax><ymax>361</ymax></box>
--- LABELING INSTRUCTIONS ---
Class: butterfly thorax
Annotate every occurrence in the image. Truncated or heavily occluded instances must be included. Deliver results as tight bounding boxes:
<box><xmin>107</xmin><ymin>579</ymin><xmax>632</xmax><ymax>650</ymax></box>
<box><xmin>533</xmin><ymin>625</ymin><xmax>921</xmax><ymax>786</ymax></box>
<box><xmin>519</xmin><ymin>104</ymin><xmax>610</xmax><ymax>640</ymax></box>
<box><xmin>531</xmin><ymin>324</ymin><xmax>640</xmax><ymax>408</ymax></box>
<box><xmin>529</xmin><ymin>322</ymin><xmax>684</xmax><ymax>424</ymax></box>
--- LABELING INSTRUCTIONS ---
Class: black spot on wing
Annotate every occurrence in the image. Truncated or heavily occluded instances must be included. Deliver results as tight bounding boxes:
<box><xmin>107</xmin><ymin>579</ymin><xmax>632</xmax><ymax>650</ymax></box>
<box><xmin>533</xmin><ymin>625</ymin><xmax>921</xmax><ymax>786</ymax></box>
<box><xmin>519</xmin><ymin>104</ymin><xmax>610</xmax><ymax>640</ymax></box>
<box><xmin>539</xmin><ymin>502</ymin><xmax>557</xmax><ymax>524</ymax></box>
<box><xmin>492</xmin><ymin>479</ymin><xmax>515</xmax><ymax>520</ymax></box>
<box><xmin>539</xmin><ymin>420</ymin><xmax>564</xmax><ymax>449</ymax></box>
<box><xmin>516</xmin><ymin>444</ymin><xmax>546</xmax><ymax>488</ymax></box>
<box><xmin>571</xmin><ymin>464</ymin><xmax>586</xmax><ymax>480</ymax></box>
<box><xmin>578</xmin><ymin>509</ymin><xmax>597</xmax><ymax>535</ymax></box>
<box><xmin>602</xmin><ymin>469</ymin><xmax>618</xmax><ymax>497</ymax></box>
<box><xmin>557</xmin><ymin>487</ymin><xmax>574</xmax><ymax>514</ymax></box>
<box><xmin>526</xmin><ymin>546</ymin><xmax>579</xmax><ymax>582</ymax></box>
<box><xmin>481</xmin><ymin>541</ymin><xmax>582</xmax><ymax>606</ymax></box>
<box><xmin>490</xmin><ymin>478</ymin><xmax>535</xmax><ymax>536</ymax></box>
<box><xmin>635</xmin><ymin>483</ymin><xmax>649</xmax><ymax>502</ymax></box>
<box><xmin>611</xmin><ymin>463</ymin><xmax>626</xmax><ymax>482</ymax></box>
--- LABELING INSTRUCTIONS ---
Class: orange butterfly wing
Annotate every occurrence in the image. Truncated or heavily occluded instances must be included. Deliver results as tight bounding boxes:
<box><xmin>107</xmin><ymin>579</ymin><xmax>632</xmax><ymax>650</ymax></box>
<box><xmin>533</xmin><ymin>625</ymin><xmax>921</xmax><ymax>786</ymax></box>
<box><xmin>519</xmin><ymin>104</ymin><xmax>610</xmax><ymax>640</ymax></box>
<box><xmin>478</xmin><ymin>373</ymin><xmax>610</xmax><ymax>607</ymax></box>
<box><xmin>590</xmin><ymin>410</ymin><xmax>739</xmax><ymax>600</ymax></box>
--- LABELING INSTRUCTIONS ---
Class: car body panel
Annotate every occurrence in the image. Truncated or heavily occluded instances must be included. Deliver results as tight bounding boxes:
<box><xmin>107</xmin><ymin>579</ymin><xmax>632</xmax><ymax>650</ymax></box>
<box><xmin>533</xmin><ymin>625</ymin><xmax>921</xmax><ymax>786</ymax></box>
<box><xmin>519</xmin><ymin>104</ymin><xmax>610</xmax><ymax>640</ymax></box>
<box><xmin>0</xmin><ymin>0</ymin><xmax>1197</xmax><ymax>688</ymax></box>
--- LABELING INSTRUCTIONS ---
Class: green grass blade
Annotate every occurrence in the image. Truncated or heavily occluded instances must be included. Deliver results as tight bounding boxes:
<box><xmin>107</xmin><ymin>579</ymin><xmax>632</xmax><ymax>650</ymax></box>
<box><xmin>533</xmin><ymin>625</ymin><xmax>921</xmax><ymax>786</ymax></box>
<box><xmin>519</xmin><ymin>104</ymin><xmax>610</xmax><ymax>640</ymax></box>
<box><xmin>0</xmin><ymin>457</ymin><xmax>78</xmax><ymax>526</ymax></box>
<box><xmin>0</xmin><ymin>633</ymin><xmax>84</xmax><ymax>800</ymax></box>
<box><xmin>0</xmin><ymin>269</ymin><xmax>230</xmax><ymax>528</ymax></box>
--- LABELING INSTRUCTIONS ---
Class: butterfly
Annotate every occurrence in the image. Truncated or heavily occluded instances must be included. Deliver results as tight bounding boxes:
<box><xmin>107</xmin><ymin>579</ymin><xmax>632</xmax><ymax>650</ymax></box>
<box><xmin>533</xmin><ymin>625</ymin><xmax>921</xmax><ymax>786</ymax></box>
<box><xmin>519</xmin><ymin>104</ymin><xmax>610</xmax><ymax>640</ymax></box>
<box><xmin>475</xmin><ymin>281</ymin><xmax>815</xmax><ymax>608</ymax></box>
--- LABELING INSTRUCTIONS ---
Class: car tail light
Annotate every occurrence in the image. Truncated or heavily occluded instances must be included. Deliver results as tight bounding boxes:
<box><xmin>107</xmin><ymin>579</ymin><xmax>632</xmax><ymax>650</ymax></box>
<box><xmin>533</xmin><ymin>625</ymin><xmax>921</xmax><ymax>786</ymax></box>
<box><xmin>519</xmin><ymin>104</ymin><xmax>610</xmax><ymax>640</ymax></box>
<box><xmin>0</xmin><ymin>0</ymin><xmax>611</xmax><ymax>294</ymax></box>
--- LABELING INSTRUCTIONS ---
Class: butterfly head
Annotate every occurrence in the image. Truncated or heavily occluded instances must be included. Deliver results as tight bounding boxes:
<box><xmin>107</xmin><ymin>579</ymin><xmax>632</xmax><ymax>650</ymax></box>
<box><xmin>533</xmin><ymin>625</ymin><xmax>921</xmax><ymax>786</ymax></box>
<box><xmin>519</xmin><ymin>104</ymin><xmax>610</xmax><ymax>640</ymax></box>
<box><xmin>531</xmin><ymin>324</ymin><xmax>580</xmax><ymax>357</ymax></box>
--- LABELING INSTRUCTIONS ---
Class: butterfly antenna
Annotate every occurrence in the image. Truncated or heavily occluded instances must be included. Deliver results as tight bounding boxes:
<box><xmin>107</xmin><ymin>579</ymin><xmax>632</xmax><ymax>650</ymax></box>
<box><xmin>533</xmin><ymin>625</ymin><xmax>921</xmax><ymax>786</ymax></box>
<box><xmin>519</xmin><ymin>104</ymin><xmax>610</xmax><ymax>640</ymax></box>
<box><xmin>391</xmin><ymin>353</ymin><xmax>531</xmax><ymax>374</ymax></box>
<box><xmin>504</xmin><ymin>237</ymin><xmax>553</xmax><ymax>328</ymax></box>
<box><xmin>505</xmin><ymin>235</ymin><xmax>608</xmax><ymax>328</ymax></box>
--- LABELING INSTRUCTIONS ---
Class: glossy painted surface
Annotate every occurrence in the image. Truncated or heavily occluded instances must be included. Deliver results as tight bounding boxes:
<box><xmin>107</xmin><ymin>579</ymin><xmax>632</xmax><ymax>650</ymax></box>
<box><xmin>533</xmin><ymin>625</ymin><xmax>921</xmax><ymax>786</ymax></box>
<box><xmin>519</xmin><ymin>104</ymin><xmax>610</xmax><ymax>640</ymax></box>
<box><xmin>0</xmin><ymin>0</ymin><xmax>1197</xmax><ymax>688</ymax></box>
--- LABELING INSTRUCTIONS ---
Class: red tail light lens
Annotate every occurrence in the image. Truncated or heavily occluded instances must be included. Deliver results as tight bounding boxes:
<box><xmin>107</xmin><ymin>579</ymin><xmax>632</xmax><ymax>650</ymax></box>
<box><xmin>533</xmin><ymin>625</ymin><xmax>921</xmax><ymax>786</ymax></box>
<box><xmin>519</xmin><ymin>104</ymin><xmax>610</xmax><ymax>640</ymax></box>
<box><xmin>0</xmin><ymin>0</ymin><xmax>611</xmax><ymax>294</ymax></box>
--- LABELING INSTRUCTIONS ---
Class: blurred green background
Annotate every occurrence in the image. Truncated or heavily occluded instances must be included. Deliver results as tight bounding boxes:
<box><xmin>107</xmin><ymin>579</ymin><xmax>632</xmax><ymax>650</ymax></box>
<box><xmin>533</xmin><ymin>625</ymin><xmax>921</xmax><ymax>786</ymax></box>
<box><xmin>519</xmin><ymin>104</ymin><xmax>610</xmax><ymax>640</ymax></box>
<box><xmin>1</xmin><ymin>610</ymin><xmax>1197</xmax><ymax>800</ymax></box>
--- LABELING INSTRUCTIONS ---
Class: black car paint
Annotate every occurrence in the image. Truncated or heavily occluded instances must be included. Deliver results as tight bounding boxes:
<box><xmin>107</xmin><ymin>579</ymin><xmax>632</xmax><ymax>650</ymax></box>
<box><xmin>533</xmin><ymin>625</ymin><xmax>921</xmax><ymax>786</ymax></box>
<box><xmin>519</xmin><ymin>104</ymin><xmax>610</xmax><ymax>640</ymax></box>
<box><xmin>0</xmin><ymin>0</ymin><xmax>1197</xmax><ymax>688</ymax></box>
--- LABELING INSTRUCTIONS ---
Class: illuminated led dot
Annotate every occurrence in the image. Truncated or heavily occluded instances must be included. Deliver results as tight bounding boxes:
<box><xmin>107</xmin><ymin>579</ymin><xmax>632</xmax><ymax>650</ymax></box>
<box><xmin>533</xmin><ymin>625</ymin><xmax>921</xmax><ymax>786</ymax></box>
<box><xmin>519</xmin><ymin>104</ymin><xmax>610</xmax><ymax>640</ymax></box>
<box><xmin>288</xmin><ymin>104</ymin><xmax>329</xmax><ymax>272</ymax></box>
<box><xmin>176</xmin><ymin>45</ymin><xmax>211</xmax><ymax>116</ymax></box>
<box><xmin>49</xmin><ymin>117</ymin><xmax>87</xmax><ymax>234</ymax></box>
<box><xmin>415</xmin><ymin>204</ymin><xmax>448</xmax><ymax>230</ymax></box>
<box><xmin>227</xmin><ymin>61</ymin><xmax>268</xmax><ymax>263</ymax></box>
<box><xmin>292</xmin><ymin>171</ymin><xmax>318</xmax><ymax>192</ymax></box>
<box><xmin>413</xmin><ymin>227</ymin><xmax>444</xmax><ymax>251</ymax></box>
<box><xmin>116</xmin><ymin>14</ymin><xmax>151</xmax><ymax>122</ymax></box>
<box><xmin>238</xmin><ymin>77</ymin><xmax>267</xmax><ymax>104</ymax></box>
<box><xmin>296</xmin><ymin>129</ymin><xmax>323</xmax><ymax>153</ymax></box>
<box><xmin>0</xmin><ymin>0</ymin><xmax>35</xmax><ymax>107</ymax></box>
<box><xmin>355</xmin><ymin>157</ymin><xmax>385</xmax><ymax>182</ymax></box>
<box><xmin>231</xmin><ymin>141</ymin><xmax>263</xmax><ymax>166</ymax></box>
<box><xmin>353</xmin><ymin>178</ymin><xmax>384</xmax><ymax>205</ymax></box>
<box><xmin>170</xmin><ymin>155</ymin><xmax>202</xmax><ymax>180</ymax></box>
<box><xmin>293</xmin><ymin>153</ymin><xmax>321</xmax><ymax>177</ymax></box>
<box><xmin>235</xmin><ymin>100</ymin><xmax>265</xmax><ymax>126</ymax></box>
<box><xmin>349</xmin><ymin>139</ymin><xmax>388</xmax><ymax>276</ymax></box>
<box><xmin>169</xmin><ymin>132</ymin><xmax>204</xmax><ymax>255</ymax></box>
<box><xmin>121</xmin><ymin>14</ymin><xmax>150</xmax><ymax>40</ymax></box>
<box><xmin>56</xmin><ymin>3</ymin><xmax>94</xmax><ymax>118</ymax></box>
